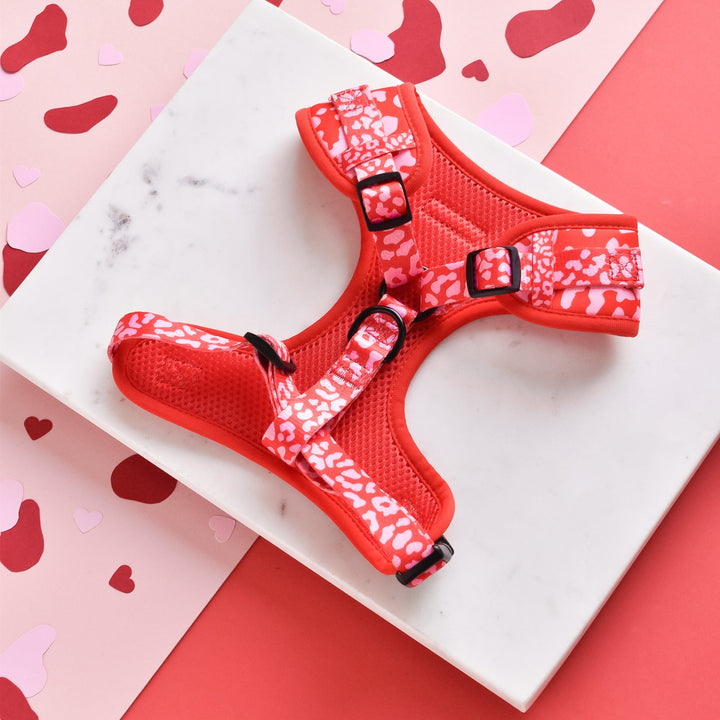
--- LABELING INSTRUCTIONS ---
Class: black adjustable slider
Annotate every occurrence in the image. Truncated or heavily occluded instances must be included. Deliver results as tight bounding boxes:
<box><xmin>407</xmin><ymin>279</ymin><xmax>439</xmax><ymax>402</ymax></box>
<box><xmin>466</xmin><ymin>245</ymin><xmax>521</xmax><ymax>298</ymax></box>
<box><xmin>356</xmin><ymin>172</ymin><xmax>412</xmax><ymax>232</ymax></box>
<box><xmin>395</xmin><ymin>536</ymin><xmax>454</xmax><ymax>586</ymax></box>
<box><xmin>244</xmin><ymin>332</ymin><xmax>296</xmax><ymax>374</ymax></box>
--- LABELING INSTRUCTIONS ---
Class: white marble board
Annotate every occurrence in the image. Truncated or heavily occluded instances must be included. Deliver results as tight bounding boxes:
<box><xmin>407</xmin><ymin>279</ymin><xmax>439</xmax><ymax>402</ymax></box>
<box><xmin>1</xmin><ymin>1</ymin><xmax>719</xmax><ymax>711</ymax></box>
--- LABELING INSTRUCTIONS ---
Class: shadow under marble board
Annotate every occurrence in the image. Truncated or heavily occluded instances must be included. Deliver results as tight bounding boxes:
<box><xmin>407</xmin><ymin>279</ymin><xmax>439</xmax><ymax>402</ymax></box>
<box><xmin>1</xmin><ymin>0</ymin><xmax>719</xmax><ymax>711</ymax></box>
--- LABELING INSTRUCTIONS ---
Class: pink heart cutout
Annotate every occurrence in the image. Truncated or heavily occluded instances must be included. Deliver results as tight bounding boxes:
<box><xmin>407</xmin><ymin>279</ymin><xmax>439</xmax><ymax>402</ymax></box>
<box><xmin>7</xmin><ymin>202</ymin><xmax>65</xmax><ymax>253</ymax></box>
<box><xmin>0</xmin><ymin>625</ymin><xmax>56</xmax><ymax>697</ymax></box>
<box><xmin>350</xmin><ymin>30</ymin><xmax>395</xmax><ymax>63</ymax></box>
<box><xmin>98</xmin><ymin>43</ymin><xmax>123</xmax><ymax>66</ymax></box>
<box><xmin>183</xmin><ymin>49</ymin><xmax>208</xmax><ymax>79</ymax></box>
<box><xmin>209</xmin><ymin>515</ymin><xmax>235</xmax><ymax>543</ymax></box>
<box><xmin>73</xmin><ymin>508</ymin><xmax>103</xmax><ymax>533</ymax></box>
<box><xmin>0</xmin><ymin>479</ymin><xmax>24</xmax><ymax>532</ymax></box>
<box><xmin>12</xmin><ymin>165</ymin><xmax>40</xmax><ymax>187</ymax></box>
<box><xmin>0</xmin><ymin>67</ymin><xmax>23</xmax><ymax>101</ymax></box>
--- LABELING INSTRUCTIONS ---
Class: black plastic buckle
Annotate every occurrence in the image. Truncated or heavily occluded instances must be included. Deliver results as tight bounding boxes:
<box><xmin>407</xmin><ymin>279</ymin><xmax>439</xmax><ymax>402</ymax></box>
<box><xmin>466</xmin><ymin>245</ymin><xmax>521</xmax><ymax>298</ymax></box>
<box><xmin>347</xmin><ymin>305</ymin><xmax>406</xmax><ymax>363</ymax></box>
<box><xmin>244</xmin><ymin>332</ymin><xmax>296</xmax><ymax>374</ymax></box>
<box><xmin>395</xmin><ymin>536</ymin><xmax>454</xmax><ymax>586</ymax></box>
<box><xmin>356</xmin><ymin>172</ymin><xmax>412</xmax><ymax>232</ymax></box>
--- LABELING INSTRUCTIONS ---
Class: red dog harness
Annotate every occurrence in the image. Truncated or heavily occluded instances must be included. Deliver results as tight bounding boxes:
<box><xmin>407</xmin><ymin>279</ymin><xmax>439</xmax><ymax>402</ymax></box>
<box><xmin>108</xmin><ymin>84</ymin><xmax>643</xmax><ymax>587</ymax></box>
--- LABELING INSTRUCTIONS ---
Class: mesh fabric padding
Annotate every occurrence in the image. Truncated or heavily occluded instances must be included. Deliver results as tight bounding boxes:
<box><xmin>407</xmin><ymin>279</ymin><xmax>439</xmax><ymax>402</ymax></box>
<box><xmin>120</xmin><ymin>140</ymin><xmax>541</xmax><ymax>541</ymax></box>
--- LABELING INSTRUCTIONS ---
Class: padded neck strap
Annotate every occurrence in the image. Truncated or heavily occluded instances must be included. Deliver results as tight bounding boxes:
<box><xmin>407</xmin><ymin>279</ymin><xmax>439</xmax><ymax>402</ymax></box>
<box><xmin>296</xmin><ymin>83</ymin><xmax>644</xmax><ymax>338</ymax></box>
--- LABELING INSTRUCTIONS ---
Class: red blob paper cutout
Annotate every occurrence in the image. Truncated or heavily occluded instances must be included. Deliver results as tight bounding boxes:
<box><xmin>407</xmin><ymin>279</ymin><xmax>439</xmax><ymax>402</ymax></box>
<box><xmin>111</xmin><ymin>454</ymin><xmax>177</xmax><ymax>504</ymax></box>
<box><xmin>2</xmin><ymin>245</ymin><xmax>47</xmax><ymax>296</ymax></box>
<box><xmin>24</xmin><ymin>416</ymin><xmax>53</xmax><ymax>440</ymax></box>
<box><xmin>0</xmin><ymin>677</ymin><xmax>38</xmax><ymax>720</ymax></box>
<box><xmin>109</xmin><ymin>564</ymin><xmax>135</xmax><ymax>593</ymax></box>
<box><xmin>44</xmin><ymin>95</ymin><xmax>118</xmax><ymax>133</ymax></box>
<box><xmin>377</xmin><ymin>0</ymin><xmax>445</xmax><ymax>84</ymax></box>
<box><xmin>128</xmin><ymin>0</ymin><xmax>164</xmax><ymax>27</ymax></box>
<box><xmin>506</xmin><ymin>0</ymin><xmax>595</xmax><ymax>58</ymax></box>
<box><xmin>0</xmin><ymin>500</ymin><xmax>44</xmax><ymax>572</ymax></box>
<box><xmin>0</xmin><ymin>4</ymin><xmax>68</xmax><ymax>73</ymax></box>
<box><xmin>462</xmin><ymin>59</ymin><xmax>489</xmax><ymax>81</ymax></box>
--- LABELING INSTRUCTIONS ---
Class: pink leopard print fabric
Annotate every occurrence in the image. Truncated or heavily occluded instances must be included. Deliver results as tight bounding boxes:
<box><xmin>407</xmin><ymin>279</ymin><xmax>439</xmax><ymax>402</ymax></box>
<box><xmin>418</xmin><ymin>224</ymin><xmax>643</xmax><ymax>319</ymax></box>
<box><xmin>255</xmin><ymin>297</ymin><xmax>438</xmax><ymax>577</ymax></box>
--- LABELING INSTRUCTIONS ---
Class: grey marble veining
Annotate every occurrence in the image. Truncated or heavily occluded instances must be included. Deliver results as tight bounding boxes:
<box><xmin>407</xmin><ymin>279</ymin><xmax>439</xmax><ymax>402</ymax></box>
<box><xmin>1</xmin><ymin>1</ymin><xmax>719</xmax><ymax>711</ymax></box>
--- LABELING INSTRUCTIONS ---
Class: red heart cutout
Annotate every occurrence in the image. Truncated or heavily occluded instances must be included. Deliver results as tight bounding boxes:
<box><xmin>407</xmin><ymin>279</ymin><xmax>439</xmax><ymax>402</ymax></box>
<box><xmin>24</xmin><ymin>416</ymin><xmax>52</xmax><ymax>440</ymax></box>
<box><xmin>462</xmin><ymin>59</ymin><xmax>489</xmax><ymax>82</ymax></box>
<box><xmin>0</xmin><ymin>499</ymin><xmax>44</xmax><ymax>572</ymax></box>
<box><xmin>109</xmin><ymin>565</ymin><xmax>135</xmax><ymax>593</ymax></box>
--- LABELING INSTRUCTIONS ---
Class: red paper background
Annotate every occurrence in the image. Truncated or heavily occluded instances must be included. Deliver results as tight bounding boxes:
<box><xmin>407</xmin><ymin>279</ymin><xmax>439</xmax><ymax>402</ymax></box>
<box><xmin>122</xmin><ymin>0</ymin><xmax>720</xmax><ymax>717</ymax></box>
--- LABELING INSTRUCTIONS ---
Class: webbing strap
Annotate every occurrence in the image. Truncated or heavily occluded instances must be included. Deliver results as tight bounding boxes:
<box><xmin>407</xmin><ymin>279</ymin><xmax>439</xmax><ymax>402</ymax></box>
<box><xmin>419</xmin><ymin>224</ymin><xmax>644</xmax><ymax>312</ymax></box>
<box><xmin>330</xmin><ymin>86</ymin><xmax>422</xmax><ymax>289</ymax></box>
<box><xmin>255</xmin><ymin>297</ymin><xmax>444</xmax><ymax>581</ymax></box>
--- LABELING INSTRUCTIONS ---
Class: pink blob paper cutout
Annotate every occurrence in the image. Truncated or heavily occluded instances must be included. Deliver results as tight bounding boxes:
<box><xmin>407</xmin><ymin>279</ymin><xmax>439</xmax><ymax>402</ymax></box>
<box><xmin>377</xmin><ymin>0</ymin><xmax>445</xmax><ymax>84</ymax></box>
<box><xmin>0</xmin><ymin>479</ymin><xmax>24</xmax><ymax>532</ymax></box>
<box><xmin>0</xmin><ymin>4</ymin><xmax>68</xmax><ymax>73</ymax></box>
<box><xmin>2</xmin><ymin>245</ymin><xmax>47</xmax><ymax>296</ymax></box>
<box><xmin>475</xmin><ymin>93</ymin><xmax>533</xmax><ymax>147</ymax></box>
<box><xmin>0</xmin><ymin>67</ymin><xmax>23</xmax><ymax>101</ymax></box>
<box><xmin>73</xmin><ymin>508</ymin><xmax>103</xmax><ymax>533</ymax></box>
<box><xmin>0</xmin><ymin>499</ymin><xmax>44</xmax><ymax>572</ymax></box>
<box><xmin>321</xmin><ymin>0</ymin><xmax>345</xmax><ymax>15</ymax></box>
<box><xmin>109</xmin><ymin>564</ymin><xmax>135</xmax><ymax>593</ymax></box>
<box><xmin>7</xmin><ymin>204</ymin><xmax>64</xmax><ymax>253</ymax></box>
<box><xmin>0</xmin><ymin>624</ymin><xmax>56</xmax><ymax>697</ymax></box>
<box><xmin>350</xmin><ymin>30</ymin><xmax>395</xmax><ymax>63</ymax></box>
<box><xmin>183</xmin><ymin>49</ymin><xmax>208</xmax><ymax>79</ymax></box>
<box><xmin>506</xmin><ymin>0</ymin><xmax>595</xmax><ymax>58</ymax></box>
<box><xmin>150</xmin><ymin>104</ymin><xmax>165</xmax><ymax>120</ymax></box>
<box><xmin>12</xmin><ymin>166</ymin><xmax>41</xmax><ymax>188</ymax></box>
<box><xmin>462</xmin><ymin>59</ymin><xmax>489</xmax><ymax>82</ymax></box>
<box><xmin>0</xmin><ymin>677</ymin><xmax>38</xmax><ymax>720</ymax></box>
<box><xmin>98</xmin><ymin>43</ymin><xmax>123</xmax><ymax>66</ymax></box>
<box><xmin>209</xmin><ymin>515</ymin><xmax>236</xmax><ymax>543</ymax></box>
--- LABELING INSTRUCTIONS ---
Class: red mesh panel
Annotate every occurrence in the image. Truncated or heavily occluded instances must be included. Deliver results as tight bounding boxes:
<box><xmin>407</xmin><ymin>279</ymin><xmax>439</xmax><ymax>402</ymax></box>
<box><xmin>120</xmin><ymin>141</ymin><xmax>540</xmax><ymax>537</ymax></box>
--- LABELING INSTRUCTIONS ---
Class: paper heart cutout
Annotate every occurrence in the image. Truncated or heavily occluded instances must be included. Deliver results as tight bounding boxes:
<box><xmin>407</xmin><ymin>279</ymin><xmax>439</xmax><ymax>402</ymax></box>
<box><xmin>350</xmin><ymin>30</ymin><xmax>395</xmax><ymax>63</ymax></box>
<box><xmin>0</xmin><ymin>67</ymin><xmax>23</xmax><ymax>101</ymax></box>
<box><xmin>12</xmin><ymin>165</ymin><xmax>40</xmax><ymax>187</ymax></box>
<box><xmin>109</xmin><ymin>565</ymin><xmax>135</xmax><ymax>593</ymax></box>
<box><xmin>183</xmin><ymin>49</ymin><xmax>208</xmax><ymax>79</ymax></box>
<box><xmin>98</xmin><ymin>43</ymin><xmax>123</xmax><ymax>66</ymax></box>
<box><xmin>73</xmin><ymin>508</ymin><xmax>103</xmax><ymax>533</ymax></box>
<box><xmin>209</xmin><ymin>515</ymin><xmax>235</xmax><ymax>543</ymax></box>
<box><xmin>150</xmin><ymin>104</ymin><xmax>165</xmax><ymax>121</ymax></box>
<box><xmin>0</xmin><ymin>479</ymin><xmax>24</xmax><ymax>532</ymax></box>
<box><xmin>23</xmin><ymin>416</ymin><xmax>53</xmax><ymax>440</ymax></box>
<box><xmin>8</xmin><ymin>204</ymin><xmax>64</xmax><ymax>253</ymax></box>
<box><xmin>0</xmin><ymin>624</ymin><xmax>56</xmax><ymax>698</ymax></box>
<box><xmin>0</xmin><ymin>4</ymin><xmax>67</xmax><ymax>73</ymax></box>
<box><xmin>462</xmin><ymin>59</ymin><xmax>489</xmax><ymax>82</ymax></box>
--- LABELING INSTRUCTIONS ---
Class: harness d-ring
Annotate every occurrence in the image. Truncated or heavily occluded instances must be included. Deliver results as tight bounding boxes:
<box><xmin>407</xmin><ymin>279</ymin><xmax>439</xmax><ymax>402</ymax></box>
<box><xmin>347</xmin><ymin>305</ymin><xmax>407</xmax><ymax>363</ymax></box>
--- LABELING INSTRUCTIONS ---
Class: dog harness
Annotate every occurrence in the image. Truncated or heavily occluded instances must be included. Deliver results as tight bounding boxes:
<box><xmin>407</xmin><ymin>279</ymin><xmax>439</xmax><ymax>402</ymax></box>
<box><xmin>108</xmin><ymin>84</ymin><xmax>644</xmax><ymax>587</ymax></box>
